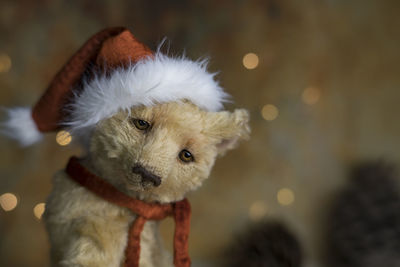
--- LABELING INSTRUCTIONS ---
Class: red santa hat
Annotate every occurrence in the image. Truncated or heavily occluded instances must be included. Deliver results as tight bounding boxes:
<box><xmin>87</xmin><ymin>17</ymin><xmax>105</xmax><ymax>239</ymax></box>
<box><xmin>1</xmin><ymin>27</ymin><xmax>228</xmax><ymax>146</ymax></box>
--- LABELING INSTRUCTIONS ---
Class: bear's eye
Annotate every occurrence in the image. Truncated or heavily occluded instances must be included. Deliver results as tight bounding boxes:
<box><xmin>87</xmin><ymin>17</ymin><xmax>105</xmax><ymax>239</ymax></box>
<box><xmin>131</xmin><ymin>119</ymin><xmax>151</xmax><ymax>131</ymax></box>
<box><xmin>179</xmin><ymin>149</ymin><xmax>195</xmax><ymax>163</ymax></box>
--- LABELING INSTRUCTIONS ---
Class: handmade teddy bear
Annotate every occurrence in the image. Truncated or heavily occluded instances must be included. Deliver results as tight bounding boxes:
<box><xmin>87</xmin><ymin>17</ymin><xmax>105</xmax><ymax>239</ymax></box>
<box><xmin>2</xmin><ymin>28</ymin><xmax>250</xmax><ymax>267</ymax></box>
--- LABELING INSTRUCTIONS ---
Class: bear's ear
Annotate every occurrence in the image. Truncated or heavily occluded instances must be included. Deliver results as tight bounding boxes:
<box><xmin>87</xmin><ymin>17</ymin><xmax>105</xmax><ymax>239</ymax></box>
<box><xmin>205</xmin><ymin>109</ymin><xmax>250</xmax><ymax>156</ymax></box>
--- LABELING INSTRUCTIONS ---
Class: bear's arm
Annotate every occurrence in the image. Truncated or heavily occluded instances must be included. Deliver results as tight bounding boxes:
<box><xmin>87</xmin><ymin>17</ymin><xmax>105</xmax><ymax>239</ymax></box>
<box><xmin>43</xmin><ymin>170</ymin><xmax>133</xmax><ymax>267</ymax></box>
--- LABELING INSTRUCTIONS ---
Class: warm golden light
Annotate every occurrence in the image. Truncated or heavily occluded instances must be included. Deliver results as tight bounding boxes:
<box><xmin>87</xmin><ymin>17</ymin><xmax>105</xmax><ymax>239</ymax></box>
<box><xmin>302</xmin><ymin>86</ymin><xmax>321</xmax><ymax>105</ymax></box>
<box><xmin>277</xmin><ymin>188</ymin><xmax>295</xmax><ymax>206</ymax></box>
<box><xmin>0</xmin><ymin>53</ymin><xmax>12</xmax><ymax>73</ymax></box>
<box><xmin>261</xmin><ymin>104</ymin><xmax>279</xmax><ymax>121</ymax></box>
<box><xmin>242</xmin><ymin>53</ymin><xmax>259</xmax><ymax>69</ymax></box>
<box><xmin>33</xmin><ymin>203</ymin><xmax>46</xmax><ymax>219</ymax></box>
<box><xmin>56</xmin><ymin>130</ymin><xmax>72</xmax><ymax>146</ymax></box>
<box><xmin>249</xmin><ymin>201</ymin><xmax>268</xmax><ymax>221</ymax></box>
<box><xmin>0</xmin><ymin>193</ymin><xmax>18</xmax><ymax>211</ymax></box>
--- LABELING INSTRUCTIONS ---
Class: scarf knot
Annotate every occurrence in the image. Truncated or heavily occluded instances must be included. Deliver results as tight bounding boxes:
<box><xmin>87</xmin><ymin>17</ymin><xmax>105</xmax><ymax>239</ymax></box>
<box><xmin>65</xmin><ymin>156</ymin><xmax>191</xmax><ymax>267</ymax></box>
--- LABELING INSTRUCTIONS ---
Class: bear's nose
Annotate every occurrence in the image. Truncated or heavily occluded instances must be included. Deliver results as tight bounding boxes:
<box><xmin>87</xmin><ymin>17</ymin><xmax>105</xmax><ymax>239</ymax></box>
<box><xmin>132</xmin><ymin>164</ymin><xmax>161</xmax><ymax>187</ymax></box>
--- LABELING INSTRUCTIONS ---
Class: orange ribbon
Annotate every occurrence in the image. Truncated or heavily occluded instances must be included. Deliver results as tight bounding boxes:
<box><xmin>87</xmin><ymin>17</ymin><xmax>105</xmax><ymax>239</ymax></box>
<box><xmin>66</xmin><ymin>157</ymin><xmax>191</xmax><ymax>267</ymax></box>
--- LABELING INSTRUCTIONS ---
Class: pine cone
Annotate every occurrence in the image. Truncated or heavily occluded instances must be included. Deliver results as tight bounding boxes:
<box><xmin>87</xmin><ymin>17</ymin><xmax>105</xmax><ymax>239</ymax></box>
<box><xmin>224</xmin><ymin>221</ymin><xmax>302</xmax><ymax>267</ymax></box>
<box><xmin>326</xmin><ymin>161</ymin><xmax>400</xmax><ymax>267</ymax></box>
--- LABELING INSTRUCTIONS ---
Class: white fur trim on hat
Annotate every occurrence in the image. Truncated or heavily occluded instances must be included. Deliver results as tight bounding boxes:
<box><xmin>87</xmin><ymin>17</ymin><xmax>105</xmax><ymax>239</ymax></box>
<box><xmin>0</xmin><ymin>107</ymin><xmax>42</xmax><ymax>146</ymax></box>
<box><xmin>64</xmin><ymin>52</ymin><xmax>229</xmax><ymax>132</ymax></box>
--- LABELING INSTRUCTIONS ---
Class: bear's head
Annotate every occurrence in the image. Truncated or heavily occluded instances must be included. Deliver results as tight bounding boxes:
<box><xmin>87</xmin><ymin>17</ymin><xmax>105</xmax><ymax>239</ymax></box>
<box><xmin>88</xmin><ymin>101</ymin><xmax>250</xmax><ymax>203</ymax></box>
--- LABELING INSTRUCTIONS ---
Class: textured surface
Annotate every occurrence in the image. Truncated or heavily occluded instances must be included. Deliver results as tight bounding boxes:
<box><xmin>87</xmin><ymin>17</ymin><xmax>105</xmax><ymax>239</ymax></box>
<box><xmin>1</xmin><ymin>1</ymin><xmax>400</xmax><ymax>266</ymax></box>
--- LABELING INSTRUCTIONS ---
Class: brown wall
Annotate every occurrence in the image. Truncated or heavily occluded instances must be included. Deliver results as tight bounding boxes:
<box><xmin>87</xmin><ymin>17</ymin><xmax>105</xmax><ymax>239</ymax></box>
<box><xmin>1</xmin><ymin>0</ymin><xmax>399</xmax><ymax>266</ymax></box>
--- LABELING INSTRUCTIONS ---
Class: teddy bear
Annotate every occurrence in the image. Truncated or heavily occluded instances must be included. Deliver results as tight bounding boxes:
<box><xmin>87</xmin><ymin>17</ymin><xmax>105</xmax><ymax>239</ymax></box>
<box><xmin>1</xmin><ymin>27</ymin><xmax>250</xmax><ymax>267</ymax></box>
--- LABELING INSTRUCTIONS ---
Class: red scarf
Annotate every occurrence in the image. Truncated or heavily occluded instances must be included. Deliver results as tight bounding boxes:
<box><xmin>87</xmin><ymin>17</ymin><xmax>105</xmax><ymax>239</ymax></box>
<box><xmin>65</xmin><ymin>157</ymin><xmax>191</xmax><ymax>267</ymax></box>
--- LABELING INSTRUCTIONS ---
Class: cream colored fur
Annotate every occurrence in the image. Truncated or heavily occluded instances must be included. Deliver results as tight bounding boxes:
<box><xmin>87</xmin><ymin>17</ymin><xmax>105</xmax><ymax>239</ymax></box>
<box><xmin>44</xmin><ymin>101</ymin><xmax>249</xmax><ymax>266</ymax></box>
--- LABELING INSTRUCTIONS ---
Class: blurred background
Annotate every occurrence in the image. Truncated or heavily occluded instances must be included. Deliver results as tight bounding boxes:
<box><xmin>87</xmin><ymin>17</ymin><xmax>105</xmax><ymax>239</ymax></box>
<box><xmin>1</xmin><ymin>0</ymin><xmax>400</xmax><ymax>266</ymax></box>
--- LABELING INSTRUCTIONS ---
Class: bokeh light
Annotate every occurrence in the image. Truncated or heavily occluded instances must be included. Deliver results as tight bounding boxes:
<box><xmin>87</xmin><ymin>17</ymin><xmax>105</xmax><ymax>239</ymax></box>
<box><xmin>56</xmin><ymin>130</ymin><xmax>72</xmax><ymax>146</ymax></box>
<box><xmin>242</xmin><ymin>53</ymin><xmax>259</xmax><ymax>69</ymax></box>
<box><xmin>249</xmin><ymin>201</ymin><xmax>268</xmax><ymax>221</ymax></box>
<box><xmin>261</xmin><ymin>104</ymin><xmax>279</xmax><ymax>121</ymax></box>
<box><xmin>33</xmin><ymin>203</ymin><xmax>46</xmax><ymax>219</ymax></box>
<box><xmin>0</xmin><ymin>53</ymin><xmax>12</xmax><ymax>73</ymax></box>
<box><xmin>0</xmin><ymin>193</ymin><xmax>18</xmax><ymax>211</ymax></box>
<box><xmin>302</xmin><ymin>86</ymin><xmax>321</xmax><ymax>105</ymax></box>
<box><xmin>277</xmin><ymin>188</ymin><xmax>295</xmax><ymax>206</ymax></box>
